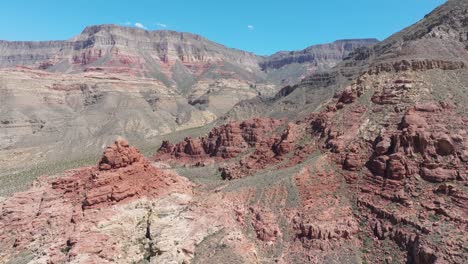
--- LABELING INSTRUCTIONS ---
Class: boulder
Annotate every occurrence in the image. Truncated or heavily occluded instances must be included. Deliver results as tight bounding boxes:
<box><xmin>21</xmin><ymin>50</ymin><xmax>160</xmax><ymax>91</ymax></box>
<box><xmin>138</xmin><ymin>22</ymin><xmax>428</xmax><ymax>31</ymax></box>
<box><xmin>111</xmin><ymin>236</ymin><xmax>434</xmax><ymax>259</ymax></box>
<box><xmin>415</xmin><ymin>102</ymin><xmax>440</xmax><ymax>112</ymax></box>
<box><xmin>387</xmin><ymin>153</ymin><xmax>407</xmax><ymax>180</ymax></box>
<box><xmin>435</xmin><ymin>134</ymin><xmax>455</xmax><ymax>156</ymax></box>
<box><xmin>98</xmin><ymin>138</ymin><xmax>142</xmax><ymax>170</ymax></box>
<box><xmin>338</xmin><ymin>86</ymin><xmax>357</xmax><ymax>104</ymax></box>
<box><xmin>420</xmin><ymin>166</ymin><xmax>457</xmax><ymax>183</ymax></box>
<box><xmin>368</xmin><ymin>155</ymin><xmax>388</xmax><ymax>177</ymax></box>
<box><xmin>249</xmin><ymin>206</ymin><xmax>281</xmax><ymax>243</ymax></box>
<box><xmin>375</xmin><ymin>136</ymin><xmax>392</xmax><ymax>155</ymax></box>
<box><xmin>400</xmin><ymin>111</ymin><xmax>427</xmax><ymax>130</ymax></box>
<box><xmin>343</xmin><ymin>153</ymin><xmax>363</xmax><ymax>171</ymax></box>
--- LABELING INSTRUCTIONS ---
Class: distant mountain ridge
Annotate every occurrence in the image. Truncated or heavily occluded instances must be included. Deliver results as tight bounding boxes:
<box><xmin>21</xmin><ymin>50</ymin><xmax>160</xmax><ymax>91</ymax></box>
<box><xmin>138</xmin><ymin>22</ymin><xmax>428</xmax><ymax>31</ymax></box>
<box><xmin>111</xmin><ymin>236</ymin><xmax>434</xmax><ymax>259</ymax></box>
<box><xmin>0</xmin><ymin>24</ymin><xmax>378</xmax><ymax>86</ymax></box>
<box><xmin>260</xmin><ymin>38</ymin><xmax>378</xmax><ymax>70</ymax></box>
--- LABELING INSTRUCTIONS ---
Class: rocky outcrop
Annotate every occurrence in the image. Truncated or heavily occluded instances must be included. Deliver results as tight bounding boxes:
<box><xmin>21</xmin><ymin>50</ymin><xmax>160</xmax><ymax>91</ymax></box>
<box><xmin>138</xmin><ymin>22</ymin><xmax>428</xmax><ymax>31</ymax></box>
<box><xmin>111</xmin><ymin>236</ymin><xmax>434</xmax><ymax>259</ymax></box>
<box><xmin>156</xmin><ymin>118</ymin><xmax>284</xmax><ymax>161</ymax></box>
<box><xmin>0</xmin><ymin>139</ymin><xmax>191</xmax><ymax>263</ymax></box>
<box><xmin>218</xmin><ymin>135</ymin><xmax>281</xmax><ymax>180</ymax></box>
<box><xmin>371</xmin><ymin>79</ymin><xmax>414</xmax><ymax>105</ymax></box>
<box><xmin>295</xmin><ymin>27</ymin><xmax>468</xmax><ymax>261</ymax></box>
<box><xmin>367</xmin><ymin>60</ymin><xmax>465</xmax><ymax>75</ymax></box>
<box><xmin>98</xmin><ymin>138</ymin><xmax>141</xmax><ymax>170</ymax></box>
<box><xmin>420</xmin><ymin>165</ymin><xmax>458</xmax><ymax>183</ymax></box>
<box><xmin>338</xmin><ymin>86</ymin><xmax>358</xmax><ymax>104</ymax></box>
<box><xmin>219</xmin><ymin>122</ymin><xmax>316</xmax><ymax>180</ymax></box>
<box><xmin>272</xmin><ymin>123</ymin><xmax>301</xmax><ymax>155</ymax></box>
<box><xmin>249</xmin><ymin>206</ymin><xmax>281</xmax><ymax>243</ymax></box>
<box><xmin>366</xmin><ymin>104</ymin><xmax>466</xmax><ymax>182</ymax></box>
<box><xmin>293</xmin><ymin>215</ymin><xmax>357</xmax><ymax>243</ymax></box>
<box><xmin>156</xmin><ymin>116</ymin><xmax>318</xmax><ymax>180</ymax></box>
<box><xmin>289</xmin><ymin>164</ymin><xmax>361</xmax><ymax>253</ymax></box>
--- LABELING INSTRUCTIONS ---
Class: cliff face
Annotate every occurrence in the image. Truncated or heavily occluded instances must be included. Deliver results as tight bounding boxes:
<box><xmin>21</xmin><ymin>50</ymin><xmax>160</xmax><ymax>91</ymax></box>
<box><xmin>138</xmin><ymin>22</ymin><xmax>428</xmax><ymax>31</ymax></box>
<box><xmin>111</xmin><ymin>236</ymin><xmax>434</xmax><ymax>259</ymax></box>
<box><xmin>259</xmin><ymin>39</ymin><xmax>379</xmax><ymax>71</ymax></box>
<box><xmin>0</xmin><ymin>25</ymin><xmax>377</xmax><ymax>86</ymax></box>
<box><xmin>0</xmin><ymin>25</ymin><xmax>260</xmax><ymax>74</ymax></box>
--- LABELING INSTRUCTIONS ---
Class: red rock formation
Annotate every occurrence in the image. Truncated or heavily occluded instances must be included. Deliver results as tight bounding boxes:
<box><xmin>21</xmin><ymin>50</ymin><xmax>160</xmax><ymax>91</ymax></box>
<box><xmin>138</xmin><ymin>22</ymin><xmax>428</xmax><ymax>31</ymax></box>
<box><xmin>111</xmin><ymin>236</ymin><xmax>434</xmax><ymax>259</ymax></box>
<box><xmin>371</xmin><ymin>79</ymin><xmax>413</xmax><ymax>105</ymax></box>
<box><xmin>313</xmin><ymin>105</ymin><xmax>367</xmax><ymax>156</ymax></box>
<box><xmin>98</xmin><ymin>138</ymin><xmax>141</xmax><ymax>170</ymax></box>
<box><xmin>293</xmin><ymin>215</ymin><xmax>357</xmax><ymax>243</ymax></box>
<box><xmin>297</xmin><ymin>69</ymin><xmax>467</xmax><ymax>262</ymax></box>
<box><xmin>0</xmin><ymin>139</ymin><xmax>191</xmax><ymax>263</ymax></box>
<box><xmin>72</xmin><ymin>49</ymin><xmax>102</xmax><ymax>65</ymax></box>
<box><xmin>289</xmin><ymin>162</ymin><xmax>360</xmax><ymax>254</ymax></box>
<box><xmin>155</xmin><ymin>118</ymin><xmax>285</xmax><ymax>162</ymax></box>
<box><xmin>273</xmin><ymin>123</ymin><xmax>301</xmax><ymax>155</ymax></box>
<box><xmin>342</xmin><ymin>101</ymin><xmax>468</xmax><ymax>263</ymax></box>
<box><xmin>157</xmin><ymin>116</ymin><xmax>319</xmax><ymax>180</ymax></box>
<box><xmin>338</xmin><ymin>86</ymin><xmax>357</xmax><ymax>104</ymax></box>
<box><xmin>249</xmin><ymin>206</ymin><xmax>281</xmax><ymax>243</ymax></box>
<box><xmin>219</xmin><ymin>121</ymin><xmax>318</xmax><ymax>179</ymax></box>
<box><xmin>366</xmin><ymin>104</ymin><xmax>466</xmax><ymax>182</ymax></box>
<box><xmin>219</xmin><ymin>136</ymin><xmax>280</xmax><ymax>180</ymax></box>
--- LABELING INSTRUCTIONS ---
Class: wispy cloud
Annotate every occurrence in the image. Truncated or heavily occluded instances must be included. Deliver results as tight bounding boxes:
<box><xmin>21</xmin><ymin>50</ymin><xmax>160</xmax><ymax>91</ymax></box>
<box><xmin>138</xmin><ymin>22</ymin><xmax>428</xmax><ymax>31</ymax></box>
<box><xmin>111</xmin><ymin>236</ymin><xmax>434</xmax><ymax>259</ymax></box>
<box><xmin>247</xmin><ymin>25</ymin><xmax>254</xmax><ymax>31</ymax></box>
<box><xmin>156</xmin><ymin>22</ymin><xmax>167</xmax><ymax>28</ymax></box>
<box><xmin>123</xmin><ymin>21</ymin><xmax>132</xmax><ymax>26</ymax></box>
<box><xmin>134</xmin><ymin>22</ymin><xmax>147</xmax><ymax>29</ymax></box>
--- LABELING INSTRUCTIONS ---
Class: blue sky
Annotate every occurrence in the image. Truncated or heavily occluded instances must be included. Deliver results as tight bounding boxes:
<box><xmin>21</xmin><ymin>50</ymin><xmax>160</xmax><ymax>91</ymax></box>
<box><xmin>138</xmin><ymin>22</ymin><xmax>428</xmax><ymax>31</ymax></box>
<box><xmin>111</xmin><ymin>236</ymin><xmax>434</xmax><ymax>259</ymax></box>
<box><xmin>0</xmin><ymin>0</ymin><xmax>446</xmax><ymax>55</ymax></box>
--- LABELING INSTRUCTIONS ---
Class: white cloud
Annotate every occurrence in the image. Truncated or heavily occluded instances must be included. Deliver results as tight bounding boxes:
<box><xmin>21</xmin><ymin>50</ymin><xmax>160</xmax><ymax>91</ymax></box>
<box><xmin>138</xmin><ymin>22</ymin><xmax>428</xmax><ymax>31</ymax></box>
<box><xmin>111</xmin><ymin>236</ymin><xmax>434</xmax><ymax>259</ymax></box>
<box><xmin>134</xmin><ymin>22</ymin><xmax>147</xmax><ymax>29</ymax></box>
<box><xmin>247</xmin><ymin>25</ymin><xmax>254</xmax><ymax>30</ymax></box>
<box><xmin>124</xmin><ymin>21</ymin><xmax>132</xmax><ymax>26</ymax></box>
<box><xmin>156</xmin><ymin>22</ymin><xmax>167</xmax><ymax>28</ymax></box>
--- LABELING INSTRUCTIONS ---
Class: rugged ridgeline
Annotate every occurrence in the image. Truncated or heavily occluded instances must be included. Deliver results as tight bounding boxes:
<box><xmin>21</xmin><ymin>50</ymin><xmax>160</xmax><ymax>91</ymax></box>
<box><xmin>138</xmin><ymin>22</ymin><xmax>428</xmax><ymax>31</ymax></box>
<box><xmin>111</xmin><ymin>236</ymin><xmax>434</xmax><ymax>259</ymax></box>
<box><xmin>0</xmin><ymin>25</ymin><xmax>377</xmax><ymax>86</ymax></box>
<box><xmin>260</xmin><ymin>39</ymin><xmax>378</xmax><ymax>85</ymax></box>
<box><xmin>223</xmin><ymin>0</ymin><xmax>468</xmax><ymax>122</ymax></box>
<box><xmin>261</xmin><ymin>39</ymin><xmax>380</xmax><ymax>71</ymax></box>
<box><xmin>0</xmin><ymin>25</ymin><xmax>260</xmax><ymax>76</ymax></box>
<box><xmin>0</xmin><ymin>24</ymin><xmax>376</xmax><ymax>184</ymax></box>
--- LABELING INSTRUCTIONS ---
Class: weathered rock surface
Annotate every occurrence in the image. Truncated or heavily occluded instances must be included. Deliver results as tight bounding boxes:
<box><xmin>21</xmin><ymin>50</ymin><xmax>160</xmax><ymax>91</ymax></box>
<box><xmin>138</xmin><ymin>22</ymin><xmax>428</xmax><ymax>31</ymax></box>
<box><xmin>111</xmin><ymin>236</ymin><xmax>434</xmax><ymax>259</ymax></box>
<box><xmin>160</xmin><ymin>117</ymin><xmax>317</xmax><ymax>180</ymax></box>
<box><xmin>98</xmin><ymin>138</ymin><xmax>141</xmax><ymax>170</ymax></box>
<box><xmin>155</xmin><ymin>117</ymin><xmax>284</xmax><ymax>162</ymax></box>
<box><xmin>0</xmin><ymin>139</ymin><xmax>193</xmax><ymax>263</ymax></box>
<box><xmin>249</xmin><ymin>206</ymin><xmax>281</xmax><ymax>243</ymax></box>
<box><xmin>366</xmin><ymin>104</ymin><xmax>466</xmax><ymax>183</ymax></box>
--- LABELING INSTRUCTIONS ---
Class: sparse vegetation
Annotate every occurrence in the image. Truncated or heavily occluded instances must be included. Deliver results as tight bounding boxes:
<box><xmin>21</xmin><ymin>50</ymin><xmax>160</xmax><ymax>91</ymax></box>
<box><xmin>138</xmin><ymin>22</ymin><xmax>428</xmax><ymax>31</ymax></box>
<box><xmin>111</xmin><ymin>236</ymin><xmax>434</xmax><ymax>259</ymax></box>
<box><xmin>0</xmin><ymin>156</ymin><xmax>97</xmax><ymax>197</ymax></box>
